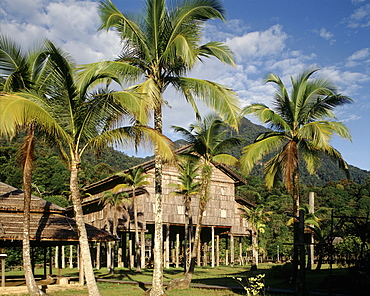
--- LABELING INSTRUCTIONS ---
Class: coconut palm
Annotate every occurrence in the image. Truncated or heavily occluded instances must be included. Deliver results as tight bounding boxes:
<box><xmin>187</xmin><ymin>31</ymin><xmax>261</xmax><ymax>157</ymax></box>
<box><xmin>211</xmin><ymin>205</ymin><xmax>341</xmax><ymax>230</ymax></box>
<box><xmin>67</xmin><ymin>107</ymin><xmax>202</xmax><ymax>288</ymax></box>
<box><xmin>0</xmin><ymin>42</ymin><xmax>173</xmax><ymax>296</ymax></box>
<box><xmin>240</xmin><ymin>67</ymin><xmax>352</xmax><ymax>283</ymax></box>
<box><xmin>117</xmin><ymin>166</ymin><xmax>150</xmax><ymax>272</ymax></box>
<box><xmin>239</xmin><ymin>204</ymin><xmax>272</xmax><ymax>270</ymax></box>
<box><xmin>168</xmin><ymin>114</ymin><xmax>240</xmax><ymax>288</ymax></box>
<box><xmin>100</xmin><ymin>187</ymin><xmax>130</xmax><ymax>273</ymax></box>
<box><xmin>0</xmin><ymin>35</ymin><xmax>60</xmax><ymax>296</ymax></box>
<box><xmin>94</xmin><ymin>1</ymin><xmax>240</xmax><ymax>293</ymax></box>
<box><xmin>169</xmin><ymin>156</ymin><xmax>201</xmax><ymax>272</ymax></box>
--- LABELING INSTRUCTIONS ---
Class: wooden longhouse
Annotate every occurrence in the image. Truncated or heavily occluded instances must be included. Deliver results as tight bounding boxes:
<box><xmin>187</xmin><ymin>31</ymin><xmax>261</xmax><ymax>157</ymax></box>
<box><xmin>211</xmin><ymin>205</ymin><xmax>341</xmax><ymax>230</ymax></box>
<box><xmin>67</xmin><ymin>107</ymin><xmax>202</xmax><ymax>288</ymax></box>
<box><xmin>67</xmin><ymin>155</ymin><xmax>253</xmax><ymax>268</ymax></box>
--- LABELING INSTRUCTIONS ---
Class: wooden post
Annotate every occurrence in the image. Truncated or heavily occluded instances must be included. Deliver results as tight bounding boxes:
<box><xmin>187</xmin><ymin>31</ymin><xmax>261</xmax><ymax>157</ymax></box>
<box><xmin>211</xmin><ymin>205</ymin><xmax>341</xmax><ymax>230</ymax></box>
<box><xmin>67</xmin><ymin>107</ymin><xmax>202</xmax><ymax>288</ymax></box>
<box><xmin>175</xmin><ymin>233</ymin><xmax>180</xmax><ymax>268</ymax></box>
<box><xmin>225</xmin><ymin>235</ymin><xmax>229</xmax><ymax>265</ymax></box>
<box><xmin>239</xmin><ymin>237</ymin><xmax>244</xmax><ymax>265</ymax></box>
<box><xmin>230</xmin><ymin>234</ymin><xmax>234</xmax><ymax>267</ymax></box>
<box><xmin>197</xmin><ymin>240</ymin><xmax>201</xmax><ymax>266</ymax></box>
<box><xmin>96</xmin><ymin>243</ymin><xmax>101</xmax><ymax>269</ymax></box>
<box><xmin>308</xmin><ymin>192</ymin><xmax>315</xmax><ymax>270</ymax></box>
<box><xmin>129</xmin><ymin>233</ymin><xmax>133</xmax><ymax>269</ymax></box>
<box><xmin>118</xmin><ymin>235</ymin><xmax>123</xmax><ymax>268</ymax></box>
<box><xmin>55</xmin><ymin>245</ymin><xmax>59</xmax><ymax>269</ymax></box>
<box><xmin>58</xmin><ymin>245</ymin><xmax>62</xmax><ymax>276</ymax></box>
<box><xmin>216</xmin><ymin>235</ymin><xmax>220</xmax><ymax>267</ymax></box>
<box><xmin>1</xmin><ymin>248</ymin><xmax>6</xmax><ymax>288</ymax></box>
<box><xmin>62</xmin><ymin>245</ymin><xmax>66</xmax><ymax>269</ymax></box>
<box><xmin>69</xmin><ymin>245</ymin><xmax>73</xmax><ymax>269</ymax></box>
<box><xmin>211</xmin><ymin>226</ymin><xmax>215</xmax><ymax>268</ymax></box>
<box><xmin>165</xmin><ymin>223</ymin><xmax>170</xmax><ymax>268</ymax></box>
<box><xmin>43</xmin><ymin>247</ymin><xmax>47</xmax><ymax>278</ymax></box>
<box><xmin>202</xmin><ymin>241</ymin><xmax>208</xmax><ymax>266</ymax></box>
<box><xmin>122</xmin><ymin>233</ymin><xmax>127</xmax><ymax>267</ymax></box>
<box><xmin>49</xmin><ymin>246</ymin><xmax>53</xmax><ymax>275</ymax></box>
<box><xmin>141</xmin><ymin>229</ymin><xmax>146</xmax><ymax>268</ymax></box>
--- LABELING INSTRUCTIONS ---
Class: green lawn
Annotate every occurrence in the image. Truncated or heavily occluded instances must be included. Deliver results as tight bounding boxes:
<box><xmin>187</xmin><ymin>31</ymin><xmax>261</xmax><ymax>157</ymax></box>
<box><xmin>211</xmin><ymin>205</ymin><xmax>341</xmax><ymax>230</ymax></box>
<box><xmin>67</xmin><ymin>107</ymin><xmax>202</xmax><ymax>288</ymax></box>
<box><xmin>4</xmin><ymin>263</ymin><xmax>368</xmax><ymax>295</ymax></box>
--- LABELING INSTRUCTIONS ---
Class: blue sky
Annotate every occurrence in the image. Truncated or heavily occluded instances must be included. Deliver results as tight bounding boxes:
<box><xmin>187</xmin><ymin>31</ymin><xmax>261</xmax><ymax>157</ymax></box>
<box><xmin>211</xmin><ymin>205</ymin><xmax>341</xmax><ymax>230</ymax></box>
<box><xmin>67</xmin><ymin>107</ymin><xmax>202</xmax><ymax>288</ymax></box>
<box><xmin>1</xmin><ymin>0</ymin><xmax>369</xmax><ymax>171</ymax></box>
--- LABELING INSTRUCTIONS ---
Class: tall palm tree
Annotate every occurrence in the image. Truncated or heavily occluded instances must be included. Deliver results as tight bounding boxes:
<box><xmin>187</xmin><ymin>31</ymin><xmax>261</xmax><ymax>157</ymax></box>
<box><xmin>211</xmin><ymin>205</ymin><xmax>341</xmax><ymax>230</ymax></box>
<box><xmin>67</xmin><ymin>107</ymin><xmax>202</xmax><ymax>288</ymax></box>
<box><xmin>117</xmin><ymin>166</ymin><xmax>150</xmax><ymax>272</ymax></box>
<box><xmin>240</xmin><ymin>67</ymin><xmax>352</xmax><ymax>283</ymax></box>
<box><xmin>239</xmin><ymin>204</ymin><xmax>272</xmax><ymax>270</ymax></box>
<box><xmin>241</xmin><ymin>68</ymin><xmax>352</xmax><ymax>217</ymax></box>
<box><xmin>94</xmin><ymin>1</ymin><xmax>240</xmax><ymax>293</ymax></box>
<box><xmin>169</xmin><ymin>156</ymin><xmax>201</xmax><ymax>272</ymax></box>
<box><xmin>0</xmin><ymin>35</ymin><xmax>59</xmax><ymax>296</ymax></box>
<box><xmin>169</xmin><ymin>114</ymin><xmax>240</xmax><ymax>288</ymax></box>
<box><xmin>0</xmin><ymin>42</ymin><xmax>173</xmax><ymax>296</ymax></box>
<box><xmin>100</xmin><ymin>187</ymin><xmax>130</xmax><ymax>273</ymax></box>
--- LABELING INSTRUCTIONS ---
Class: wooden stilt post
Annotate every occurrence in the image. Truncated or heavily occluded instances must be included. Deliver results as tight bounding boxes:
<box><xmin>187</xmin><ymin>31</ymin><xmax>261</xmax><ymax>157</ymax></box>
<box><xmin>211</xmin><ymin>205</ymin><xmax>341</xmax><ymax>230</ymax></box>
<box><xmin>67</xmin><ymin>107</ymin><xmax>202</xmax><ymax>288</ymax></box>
<box><xmin>118</xmin><ymin>234</ymin><xmax>123</xmax><ymax>268</ymax></box>
<box><xmin>176</xmin><ymin>232</ymin><xmax>180</xmax><ymax>268</ymax></box>
<box><xmin>211</xmin><ymin>226</ymin><xmax>215</xmax><ymax>268</ymax></box>
<box><xmin>165</xmin><ymin>223</ymin><xmax>170</xmax><ymax>268</ymax></box>
<box><xmin>55</xmin><ymin>245</ymin><xmax>59</xmax><ymax>269</ymax></box>
<box><xmin>225</xmin><ymin>236</ymin><xmax>229</xmax><ymax>265</ymax></box>
<box><xmin>197</xmin><ymin>240</ymin><xmax>201</xmax><ymax>267</ymax></box>
<box><xmin>239</xmin><ymin>237</ymin><xmax>244</xmax><ymax>266</ymax></box>
<box><xmin>96</xmin><ymin>243</ymin><xmax>101</xmax><ymax>270</ymax></box>
<box><xmin>230</xmin><ymin>234</ymin><xmax>235</xmax><ymax>267</ymax></box>
<box><xmin>203</xmin><ymin>241</ymin><xmax>208</xmax><ymax>266</ymax></box>
<box><xmin>141</xmin><ymin>228</ymin><xmax>146</xmax><ymax>268</ymax></box>
<box><xmin>43</xmin><ymin>247</ymin><xmax>47</xmax><ymax>278</ymax></box>
<box><xmin>129</xmin><ymin>233</ymin><xmax>133</xmax><ymax>269</ymax></box>
<box><xmin>49</xmin><ymin>246</ymin><xmax>52</xmax><ymax>275</ymax></box>
<box><xmin>62</xmin><ymin>245</ymin><xmax>65</xmax><ymax>269</ymax></box>
<box><xmin>69</xmin><ymin>245</ymin><xmax>73</xmax><ymax>269</ymax></box>
<box><xmin>216</xmin><ymin>235</ymin><xmax>220</xmax><ymax>267</ymax></box>
<box><xmin>58</xmin><ymin>245</ymin><xmax>62</xmax><ymax>276</ymax></box>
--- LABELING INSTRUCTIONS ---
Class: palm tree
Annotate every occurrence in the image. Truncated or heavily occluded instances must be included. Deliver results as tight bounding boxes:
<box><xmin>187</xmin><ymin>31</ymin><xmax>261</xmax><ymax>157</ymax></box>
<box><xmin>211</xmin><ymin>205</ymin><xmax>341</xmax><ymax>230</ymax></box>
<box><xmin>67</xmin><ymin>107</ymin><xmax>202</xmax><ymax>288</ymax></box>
<box><xmin>240</xmin><ymin>67</ymin><xmax>352</xmax><ymax>283</ymax></box>
<box><xmin>240</xmin><ymin>204</ymin><xmax>272</xmax><ymax>270</ymax></box>
<box><xmin>0</xmin><ymin>42</ymin><xmax>173</xmax><ymax>296</ymax></box>
<box><xmin>168</xmin><ymin>115</ymin><xmax>240</xmax><ymax>289</ymax></box>
<box><xmin>117</xmin><ymin>166</ymin><xmax>150</xmax><ymax>272</ymax></box>
<box><xmin>0</xmin><ymin>35</ymin><xmax>60</xmax><ymax>296</ymax></box>
<box><xmin>100</xmin><ymin>187</ymin><xmax>130</xmax><ymax>273</ymax></box>
<box><xmin>95</xmin><ymin>1</ymin><xmax>240</xmax><ymax>293</ymax></box>
<box><xmin>169</xmin><ymin>156</ymin><xmax>201</xmax><ymax>272</ymax></box>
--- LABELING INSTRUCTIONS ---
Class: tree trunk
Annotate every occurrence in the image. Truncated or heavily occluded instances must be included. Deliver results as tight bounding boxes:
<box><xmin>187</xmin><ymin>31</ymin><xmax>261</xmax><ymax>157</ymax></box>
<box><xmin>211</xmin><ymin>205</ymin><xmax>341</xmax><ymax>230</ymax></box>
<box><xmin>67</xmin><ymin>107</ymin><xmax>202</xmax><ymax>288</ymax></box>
<box><xmin>184</xmin><ymin>198</ymin><xmax>190</xmax><ymax>273</ymax></box>
<box><xmin>150</xmin><ymin>107</ymin><xmax>165</xmax><ymax>296</ymax></box>
<box><xmin>70</xmin><ymin>155</ymin><xmax>101</xmax><ymax>296</ymax></box>
<box><xmin>22</xmin><ymin>127</ymin><xmax>44</xmax><ymax>296</ymax></box>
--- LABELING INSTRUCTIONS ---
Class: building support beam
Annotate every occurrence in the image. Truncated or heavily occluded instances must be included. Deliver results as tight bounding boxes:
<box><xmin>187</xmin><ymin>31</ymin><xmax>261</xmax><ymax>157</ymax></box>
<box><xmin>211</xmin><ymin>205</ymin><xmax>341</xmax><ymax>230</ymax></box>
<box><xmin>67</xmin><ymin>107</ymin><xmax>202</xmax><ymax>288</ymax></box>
<box><xmin>141</xmin><ymin>228</ymin><xmax>146</xmax><ymax>268</ymax></box>
<box><xmin>175</xmin><ymin>232</ymin><xmax>180</xmax><ymax>268</ymax></box>
<box><xmin>165</xmin><ymin>223</ymin><xmax>170</xmax><ymax>269</ymax></box>
<box><xmin>211</xmin><ymin>226</ymin><xmax>215</xmax><ymax>268</ymax></box>
<box><xmin>216</xmin><ymin>235</ymin><xmax>220</xmax><ymax>267</ymax></box>
<box><xmin>230</xmin><ymin>234</ymin><xmax>235</xmax><ymax>267</ymax></box>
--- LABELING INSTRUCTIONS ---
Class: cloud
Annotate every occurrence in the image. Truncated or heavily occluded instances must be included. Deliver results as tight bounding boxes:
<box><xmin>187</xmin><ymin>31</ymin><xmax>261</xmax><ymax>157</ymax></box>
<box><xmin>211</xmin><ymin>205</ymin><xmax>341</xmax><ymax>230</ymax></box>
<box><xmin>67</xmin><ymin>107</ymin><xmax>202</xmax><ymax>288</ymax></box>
<box><xmin>225</xmin><ymin>25</ymin><xmax>288</xmax><ymax>62</ymax></box>
<box><xmin>314</xmin><ymin>28</ymin><xmax>336</xmax><ymax>45</ymax></box>
<box><xmin>346</xmin><ymin>3</ymin><xmax>370</xmax><ymax>28</ymax></box>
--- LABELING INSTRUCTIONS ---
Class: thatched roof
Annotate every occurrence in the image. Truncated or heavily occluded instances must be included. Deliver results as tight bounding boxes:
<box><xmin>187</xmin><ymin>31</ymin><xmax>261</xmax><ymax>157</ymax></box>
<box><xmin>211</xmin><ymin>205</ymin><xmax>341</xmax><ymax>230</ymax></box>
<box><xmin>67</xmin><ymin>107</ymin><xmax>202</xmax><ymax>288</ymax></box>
<box><xmin>0</xmin><ymin>182</ymin><xmax>118</xmax><ymax>247</ymax></box>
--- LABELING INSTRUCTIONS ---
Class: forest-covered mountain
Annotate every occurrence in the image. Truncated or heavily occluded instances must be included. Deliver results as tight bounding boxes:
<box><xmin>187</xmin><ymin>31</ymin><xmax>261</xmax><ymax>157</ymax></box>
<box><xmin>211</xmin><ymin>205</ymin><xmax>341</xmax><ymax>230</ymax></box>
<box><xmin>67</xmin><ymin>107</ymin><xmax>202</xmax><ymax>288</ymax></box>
<box><xmin>0</xmin><ymin>117</ymin><xmax>368</xmax><ymax>196</ymax></box>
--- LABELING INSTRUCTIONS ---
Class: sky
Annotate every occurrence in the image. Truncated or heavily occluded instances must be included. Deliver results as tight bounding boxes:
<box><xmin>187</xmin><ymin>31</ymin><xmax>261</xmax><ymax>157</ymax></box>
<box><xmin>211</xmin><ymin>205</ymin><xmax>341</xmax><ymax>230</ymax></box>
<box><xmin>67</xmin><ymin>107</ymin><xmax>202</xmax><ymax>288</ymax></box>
<box><xmin>1</xmin><ymin>0</ymin><xmax>369</xmax><ymax>171</ymax></box>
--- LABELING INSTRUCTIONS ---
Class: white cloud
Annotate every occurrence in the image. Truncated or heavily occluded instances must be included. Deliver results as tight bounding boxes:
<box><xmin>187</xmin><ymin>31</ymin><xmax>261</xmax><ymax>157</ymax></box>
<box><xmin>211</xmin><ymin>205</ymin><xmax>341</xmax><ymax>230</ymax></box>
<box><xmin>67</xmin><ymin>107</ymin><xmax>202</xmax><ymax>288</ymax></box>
<box><xmin>347</xmin><ymin>3</ymin><xmax>370</xmax><ymax>28</ymax></box>
<box><xmin>348</xmin><ymin>48</ymin><xmax>370</xmax><ymax>60</ymax></box>
<box><xmin>225</xmin><ymin>25</ymin><xmax>288</xmax><ymax>61</ymax></box>
<box><xmin>315</xmin><ymin>28</ymin><xmax>336</xmax><ymax>44</ymax></box>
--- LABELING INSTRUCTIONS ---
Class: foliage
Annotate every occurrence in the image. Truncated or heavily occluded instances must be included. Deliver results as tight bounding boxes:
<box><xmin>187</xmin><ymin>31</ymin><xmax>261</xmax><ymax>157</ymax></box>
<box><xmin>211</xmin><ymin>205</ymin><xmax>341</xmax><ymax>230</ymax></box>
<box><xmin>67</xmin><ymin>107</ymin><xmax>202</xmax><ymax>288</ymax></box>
<box><xmin>234</xmin><ymin>273</ymin><xmax>265</xmax><ymax>296</ymax></box>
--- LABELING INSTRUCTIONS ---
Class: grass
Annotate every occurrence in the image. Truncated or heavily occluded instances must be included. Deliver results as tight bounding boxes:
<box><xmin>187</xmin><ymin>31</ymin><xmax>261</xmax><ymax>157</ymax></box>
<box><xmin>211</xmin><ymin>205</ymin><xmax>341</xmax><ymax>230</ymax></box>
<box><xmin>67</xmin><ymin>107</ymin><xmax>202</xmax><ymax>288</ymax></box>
<box><xmin>4</xmin><ymin>263</ymin><xmax>368</xmax><ymax>295</ymax></box>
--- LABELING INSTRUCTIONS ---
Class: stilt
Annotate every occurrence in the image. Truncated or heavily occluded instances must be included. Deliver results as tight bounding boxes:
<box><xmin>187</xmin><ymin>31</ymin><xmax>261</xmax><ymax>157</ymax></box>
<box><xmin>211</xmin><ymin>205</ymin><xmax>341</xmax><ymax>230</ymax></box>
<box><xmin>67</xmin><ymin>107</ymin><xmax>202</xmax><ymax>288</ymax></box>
<box><xmin>211</xmin><ymin>226</ymin><xmax>215</xmax><ymax>268</ymax></box>
<box><xmin>118</xmin><ymin>235</ymin><xmax>123</xmax><ymax>268</ymax></box>
<box><xmin>49</xmin><ymin>246</ymin><xmax>53</xmax><ymax>275</ymax></box>
<box><xmin>43</xmin><ymin>247</ymin><xmax>47</xmax><ymax>278</ymax></box>
<box><xmin>239</xmin><ymin>237</ymin><xmax>244</xmax><ymax>265</ymax></box>
<box><xmin>202</xmin><ymin>241</ymin><xmax>208</xmax><ymax>266</ymax></box>
<box><xmin>141</xmin><ymin>228</ymin><xmax>146</xmax><ymax>268</ymax></box>
<box><xmin>77</xmin><ymin>245</ymin><xmax>80</xmax><ymax>270</ymax></box>
<box><xmin>62</xmin><ymin>245</ymin><xmax>65</xmax><ymax>269</ymax></box>
<box><xmin>122</xmin><ymin>233</ymin><xmax>127</xmax><ymax>267</ymax></box>
<box><xmin>216</xmin><ymin>235</ymin><xmax>220</xmax><ymax>267</ymax></box>
<box><xmin>308</xmin><ymin>192</ymin><xmax>315</xmax><ymax>270</ymax></box>
<box><xmin>58</xmin><ymin>244</ymin><xmax>62</xmax><ymax>276</ymax></box>
<box><xmin>197</xmin><ymin>240</ymin><xmax>201</xmax><ymax>266</ymax></box>
<box><xmin>165</xmin><ymin>223</ymin><xmax>170</xmax><ymax>268</ymax></box>
<box><xmin>96</xmin><ymin>243</ymin><xmax>101</xmax><ymax>269</ymax></box>
<box><xmin>176</xmin><ymin>232</ymin><xmax>180</xmax><ymax>268</ymax></box>
<box><xmin>69</xmin><ymin>245</ymin><xmax>73</xmax><ymax>268</ymax></box>
<box><xmin>55</xmin><ymin>245</ymin><xmax>59</xmax><ymax>269</ymax></box>
<box><xmin>129</xmin><ymin>233</ymin><xmax>133</xmax><ymax>269</ymax></box>
<box><xmin>230</xmin><ymin>234</ymin><xmax>234</xmax><ymax>267</ymax></box>
<box><xmin>225</xmin><ymin>235</ymin><xmax>229</xmax><ymax>265</ymax></box>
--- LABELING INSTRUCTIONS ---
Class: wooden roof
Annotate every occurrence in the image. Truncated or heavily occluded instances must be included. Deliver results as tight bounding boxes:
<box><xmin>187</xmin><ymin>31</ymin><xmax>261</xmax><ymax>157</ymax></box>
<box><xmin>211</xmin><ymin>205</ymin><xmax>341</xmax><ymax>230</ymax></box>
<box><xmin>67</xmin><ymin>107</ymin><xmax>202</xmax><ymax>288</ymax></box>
<box><xmin>0</xmin><ymin>182</ymin><xmax>118</xmax><ymax>246</ymax></box>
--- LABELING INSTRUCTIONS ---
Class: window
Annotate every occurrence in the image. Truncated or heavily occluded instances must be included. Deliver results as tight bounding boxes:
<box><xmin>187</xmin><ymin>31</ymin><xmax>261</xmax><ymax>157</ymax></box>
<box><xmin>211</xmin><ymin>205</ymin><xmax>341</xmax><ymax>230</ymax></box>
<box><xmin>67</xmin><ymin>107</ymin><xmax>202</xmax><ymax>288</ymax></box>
<box><xmin>221</xmin><ymin>209</ymin><xmax>227</xmax><ymax>218</ymax></box>
<box><xmin>177</xmin><ymin>205</ymin><xmax>184</xmax><ymax>214</ymax></box>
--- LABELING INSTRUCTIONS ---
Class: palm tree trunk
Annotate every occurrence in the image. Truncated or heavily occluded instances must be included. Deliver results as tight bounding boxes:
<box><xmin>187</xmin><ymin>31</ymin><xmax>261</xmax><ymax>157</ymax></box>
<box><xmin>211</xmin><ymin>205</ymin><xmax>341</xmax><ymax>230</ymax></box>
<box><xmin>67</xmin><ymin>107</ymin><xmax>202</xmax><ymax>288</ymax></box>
<box><xmin>292</xmin><ymin>168</ymin><xmax>300</xmax><ymax>284</ymax></box>
<box><xmin>133</xmin><ymin>191</ymin><xmax>141</xmax><ymax>272</ymax></box>
<box><xmin>150</xmin><ymin>107</ymin><xmax>165</xmax><ymax>296</ymax></box>
<box><xmin>22</xmin><ymin>127</ymin><xmax>44</xmax><ymax>296</ymax></box>
<box><xmin>184</xmin><ymin>198</ymin><xmax>190</xmax><ymax>273</ymax></box>
<box><xmin>249</xmin><ymin>227</ymin><xmax>258</xmax><ymax>270</ymax></box>
<box><xmin>70</xmin><ymin>155</ymin><xmax>101</xmax><ymax>296</ymax></box>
